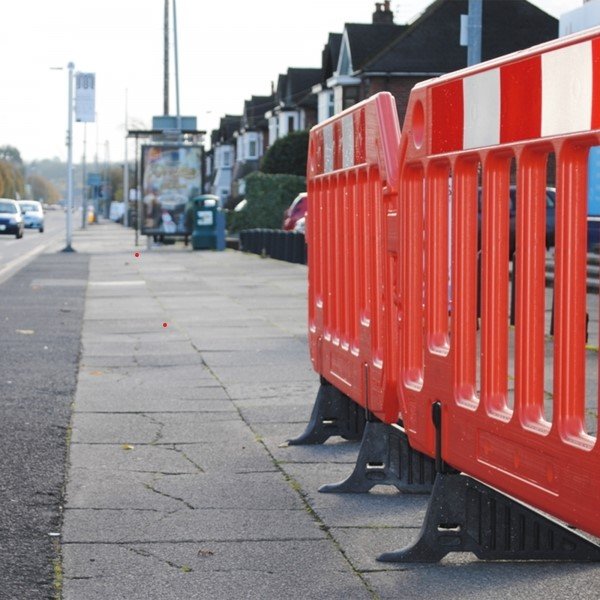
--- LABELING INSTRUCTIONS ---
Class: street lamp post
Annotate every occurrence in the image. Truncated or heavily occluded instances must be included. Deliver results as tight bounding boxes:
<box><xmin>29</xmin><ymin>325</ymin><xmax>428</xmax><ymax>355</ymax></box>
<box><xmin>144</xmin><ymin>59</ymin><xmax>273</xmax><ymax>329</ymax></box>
<box><xmin>64</xmin><ymin>61</ymin><xmax>75</xmax><ymax>252</ymax></box>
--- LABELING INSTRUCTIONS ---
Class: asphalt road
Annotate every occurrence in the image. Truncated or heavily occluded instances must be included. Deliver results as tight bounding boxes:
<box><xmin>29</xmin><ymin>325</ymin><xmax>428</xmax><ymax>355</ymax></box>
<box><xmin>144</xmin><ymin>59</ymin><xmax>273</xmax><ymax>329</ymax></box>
<box><xmin>0</xmin><ymin>210</ymin><xmax>70</xmax><ymax>284</ymax></box>
<box><xmin>0</xmin><ymin>250</ymin><xmax>88</xmax><ymax>599</ymax></box>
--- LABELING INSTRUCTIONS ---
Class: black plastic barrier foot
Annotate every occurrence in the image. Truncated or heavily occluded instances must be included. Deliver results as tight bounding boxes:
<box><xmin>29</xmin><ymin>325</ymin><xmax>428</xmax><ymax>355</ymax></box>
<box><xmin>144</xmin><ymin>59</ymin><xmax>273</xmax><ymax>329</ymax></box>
<box><xmin>319</xmin><ymin>421</ymin><xmax>435</xmax><ymax>494</ymax></box>
<box><xmin>377</xmin><ymin>472</ymin><xmax>600</xmax><ymax>563</ymax></box>
<box><xmin>287</xmin><ymin>382</ymin><xmax>366</xmax><ymax>445</ymax></box>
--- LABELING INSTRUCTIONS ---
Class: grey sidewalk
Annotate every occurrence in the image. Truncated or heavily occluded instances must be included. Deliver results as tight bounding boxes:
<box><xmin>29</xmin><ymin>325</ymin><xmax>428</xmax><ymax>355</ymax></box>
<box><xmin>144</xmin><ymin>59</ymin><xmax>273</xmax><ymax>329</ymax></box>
<box><xmin>61</xmin><ymin>222</ymin><xmax>600</xmax><ymax>600</ymax></box>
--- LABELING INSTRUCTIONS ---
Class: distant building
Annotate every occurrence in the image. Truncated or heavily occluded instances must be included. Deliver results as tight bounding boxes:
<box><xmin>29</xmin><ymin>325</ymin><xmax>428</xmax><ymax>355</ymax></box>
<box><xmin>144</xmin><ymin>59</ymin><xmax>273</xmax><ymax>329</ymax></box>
<box><xmin>266</xmin><ymin>68</ymin><xmax>321</xmax><ymax>145</ymax></box>
<box><xmin>312</xmin><ymin>33</ymin><xmax>343</xmax><ymax>123</ymax></box>
<box><xmin>209</xmin><ymin>114</ymin><xmax>241</xmax><ymax>205</ymax></box>
<box><xmin>230</xmin><ymin>95</ymin><xmax>276</xmax><ymax>202</ymax></box>
<box><xmin>559</xmin><ymin>0</ymin><xmax>600</xmax><ymax>36</ymax></box>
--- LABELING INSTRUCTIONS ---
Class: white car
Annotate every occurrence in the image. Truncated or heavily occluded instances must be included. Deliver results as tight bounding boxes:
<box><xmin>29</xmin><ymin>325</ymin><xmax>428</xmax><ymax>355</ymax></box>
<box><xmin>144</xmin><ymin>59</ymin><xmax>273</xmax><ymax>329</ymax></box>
<box><xmin>18</xmin><ymin>200</ymin><xmax>44</xmax><ymax>233</ymax></box>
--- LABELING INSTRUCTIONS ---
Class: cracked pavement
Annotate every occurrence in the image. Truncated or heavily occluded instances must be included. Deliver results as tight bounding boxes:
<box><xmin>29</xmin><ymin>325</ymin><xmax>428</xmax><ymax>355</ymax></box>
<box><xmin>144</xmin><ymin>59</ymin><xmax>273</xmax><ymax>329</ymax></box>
<box><xmin>61</xmin><ymin>223</ymin><xmax>600</xmax><ymax>600</ymax></box>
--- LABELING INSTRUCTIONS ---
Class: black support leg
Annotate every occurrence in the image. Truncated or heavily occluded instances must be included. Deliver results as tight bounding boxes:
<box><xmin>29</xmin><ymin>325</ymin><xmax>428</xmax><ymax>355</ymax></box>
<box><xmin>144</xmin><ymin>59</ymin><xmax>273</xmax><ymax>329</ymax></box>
<box><xmin>319</xmin><ymin>421</ymin><xmax>435</xmax><ymax>493</ymax></box>
<box><xmin>287</xmin><ymin>381</ymin><xmax>366</xmax><ymax>445</ymax></box>
<box><xmin>377</xmin><ymin>471</ymin><xmax>600</xmax><ymax>563</ymax></box>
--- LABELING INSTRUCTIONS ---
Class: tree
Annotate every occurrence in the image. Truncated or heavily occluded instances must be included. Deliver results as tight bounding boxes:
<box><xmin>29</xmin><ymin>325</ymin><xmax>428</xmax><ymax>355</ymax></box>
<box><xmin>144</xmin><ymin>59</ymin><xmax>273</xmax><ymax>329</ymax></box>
<box><xmin>27</xmin><ymin>173</ymin><xmax>60</xmax><ymax>203</ymax></box>
<box><xmin>0</xmin><ymin>160</ymin><xmax>24</xmax><ymax>198</ymax></box>
<box><xmin>0</xmin><ymin>145</ymin><xmax>23</xmax><ymax>168</ymax></box>
<box><xmin>260</xmin><ymin>130</ymin><xmax>309</xmax><ymax>176</ymax></box>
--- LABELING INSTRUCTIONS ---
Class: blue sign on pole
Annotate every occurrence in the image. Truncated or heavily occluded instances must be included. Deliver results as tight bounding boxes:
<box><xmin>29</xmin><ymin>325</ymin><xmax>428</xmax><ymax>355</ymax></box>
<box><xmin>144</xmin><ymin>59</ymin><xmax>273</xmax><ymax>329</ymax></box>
<box><xmin>87</xmin><ymin>173</ymin><xmax>102</xmax><ymax>186</ymax></box>
<box><xmin>588</xmin><ymin>147</ymin><xmax>600</xmax><ymax>216</ymax></box>
<box><xmin>587</xmin><ymin>146</ymin><xmax>600</xmax><ymax>252</ymax></box>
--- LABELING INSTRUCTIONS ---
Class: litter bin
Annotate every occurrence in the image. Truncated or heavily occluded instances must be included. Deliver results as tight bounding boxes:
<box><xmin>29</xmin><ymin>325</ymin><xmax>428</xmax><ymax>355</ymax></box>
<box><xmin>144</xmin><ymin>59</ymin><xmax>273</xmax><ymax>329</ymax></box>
<box><xmin>186</xmin><ymin>195</ymin><xmax>225</xmax><ymax>251</ymax></box>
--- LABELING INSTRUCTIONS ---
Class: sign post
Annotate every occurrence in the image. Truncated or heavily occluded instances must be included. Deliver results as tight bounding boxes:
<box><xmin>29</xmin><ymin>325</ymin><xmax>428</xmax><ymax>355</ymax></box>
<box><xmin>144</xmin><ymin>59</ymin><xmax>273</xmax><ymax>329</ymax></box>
<box><xmin>64</xmin><ymin>62</ymin><xmax>75</xmax><ymax>252</ymax></box>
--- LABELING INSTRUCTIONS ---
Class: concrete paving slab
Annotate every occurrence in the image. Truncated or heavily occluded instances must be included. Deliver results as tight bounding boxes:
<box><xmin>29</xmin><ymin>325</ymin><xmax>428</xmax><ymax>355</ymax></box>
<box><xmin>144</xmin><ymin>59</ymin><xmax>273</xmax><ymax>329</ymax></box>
<box><xmin>66</xmin><ymin>469</ymin><xmax>185</xmax><ymax>511</ymax></box>
<box><xmin>149</xmin><ymin>472</ymin><xmax>306</xmax><ymax>510</ymax></box>
<box><xmin>62</xmin><ymin>507</ymin><xmax>326</xmax><ymax>544</ymax></box>
<box><xmin>175</xmin><ymin>442</ymin><xmax>279</xmax><ymax>474</ymax></box>
<box><xmin>63</xmin><ymin>547</ymin><xmax>371</xmax><ymax>600</ymax></box>
<box><xmin>68</xmin><ymin>442</ymin><xmax>204</xmax><ymax>475</ymax></box>
<box><xmin>70</xmin><ymin>412</ymin><xmax>243</xmax><ymax>444</ymax></box>
<box><xmin>237</xmin><ymin>402</ymin><xmax>317</xmax><ymax>425</ymax></box>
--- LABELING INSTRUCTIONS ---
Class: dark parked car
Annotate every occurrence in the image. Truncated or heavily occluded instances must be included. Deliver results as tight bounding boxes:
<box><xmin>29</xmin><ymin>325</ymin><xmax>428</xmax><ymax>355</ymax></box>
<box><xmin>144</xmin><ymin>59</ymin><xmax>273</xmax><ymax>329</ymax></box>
<box><xmin>478</xmin><ymin>186</ymin><xmax>555</xmax><ymax>255</ymax></box>
<box><xmin>0</xmin><ymin>199</ymin><xmax>24</xmax><ymax>238</ymax></box>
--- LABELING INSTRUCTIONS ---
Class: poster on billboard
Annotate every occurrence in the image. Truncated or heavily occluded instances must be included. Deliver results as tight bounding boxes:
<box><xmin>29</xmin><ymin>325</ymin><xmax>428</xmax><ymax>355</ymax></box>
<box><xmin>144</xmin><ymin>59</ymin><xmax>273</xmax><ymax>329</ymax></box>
<box><xmin>141</xmin><ymin>145</ymin><xmax>203</xmax><ymax>235</ymax></box>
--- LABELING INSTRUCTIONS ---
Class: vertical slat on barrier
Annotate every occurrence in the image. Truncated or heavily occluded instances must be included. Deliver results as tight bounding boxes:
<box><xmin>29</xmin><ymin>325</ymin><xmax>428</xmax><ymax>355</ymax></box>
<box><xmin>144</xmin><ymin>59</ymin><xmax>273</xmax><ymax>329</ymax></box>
<box><xmin>402</xmin><ymin>165</ymin><xmax>425</xmax><ymax>388</ymax></box>
<box><xmin>481</xmin><ymin>154</ymin><xmax>511</xmax><ymax>416</ymax></box>
<box><xmin>322</xmin><ymin>178</ymin><xmax>331</xmax><ymax>337</ymax></box>
<box><xmin>426</xmin><ymin>162</ymin><xmax>451</xmax><ymax>352</ymax></box>
<box><xmin>554</xmin><ymin>143</ymin><xmax>590</xmax><ymax>442</ymax></box>
<box><xmin>359</xmin><ymin>169</ymin><xmax>369</xmax><ymax>334</ymax></box>
<box><xmin>342</xmin><ymin>172</ymin><xmax>352</xmax><ymax>345</ymax></box>
<box><xmin>348</xmin><ymin>171</ymin><xmax>362</xmax><ymax>348</ymax></box>
<box><xmin>373</xmin><ymin>176</ymin><xmax>384</xmax><ymax>363</ymax></box>
<box><xmin>333</xmin><ymin>172</ymin><xmax>342</xmax><ymax>342</ymax></box>
<box><xmin>515</xmin><ymin>148</ymin><xmax>549</xmax><ymax>429</ymax></box>
<box><xmin>453</xmin><ymin>158</ymin><xmax>480</xmax><ymax>407</ymax></box>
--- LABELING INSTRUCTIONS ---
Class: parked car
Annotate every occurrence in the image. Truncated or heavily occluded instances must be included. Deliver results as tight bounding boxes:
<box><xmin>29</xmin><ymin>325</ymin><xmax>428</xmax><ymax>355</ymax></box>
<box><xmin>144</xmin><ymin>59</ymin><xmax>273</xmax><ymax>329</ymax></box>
<box><xmin>293</xmin><ymin>215</ymin><xmax>306</xmax><ymax>234</ymax></box>
<box><xmin>0</xmin><ymin>199</ymin><xmax>24</xmax><ymax>238</ymax></box>
<box><xmin>18</xmin><ymin>200</ymin><xmax>44</xmax><ymax>232</ymax></box>
<box><xmin>282</xmin><ymin>192</ymin><xmax>307</xmax><ymax>231</ymax></box>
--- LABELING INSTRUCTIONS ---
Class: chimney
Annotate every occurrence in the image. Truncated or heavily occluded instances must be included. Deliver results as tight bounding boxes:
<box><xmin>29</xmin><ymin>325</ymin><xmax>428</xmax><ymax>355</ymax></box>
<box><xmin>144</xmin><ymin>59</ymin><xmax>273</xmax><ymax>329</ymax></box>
<box><xmin>372</xmin><ymin>1</ymin><xmax>394</xmax><ymax>24</ymax></box>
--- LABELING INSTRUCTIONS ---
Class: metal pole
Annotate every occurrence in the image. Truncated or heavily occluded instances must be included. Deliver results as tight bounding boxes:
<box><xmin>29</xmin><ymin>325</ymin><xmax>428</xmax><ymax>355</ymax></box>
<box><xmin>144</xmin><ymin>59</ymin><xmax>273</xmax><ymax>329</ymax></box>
<box><xmin>123</xmin><ymin>90</ymin><xmax>129</xmax><ymax>228</ymax></box>
<box><xmin>164</xmin><ymin>0</ymin><xmax>169</xmax><ymax>116</ymax></box>
<box><xmin>173</xmin><ymin>0</ymin><xmax>181</xmax><ymax>134</ymax></box>
<box><xmin>64</xmin><ymin>61</ymin><xmax>75</xmax><ymax>252</ymax></box>
<box><xmin>467</xmin><ymin>0</ymin><xmax>482</xmax><ymax>66</ymax></box>
<box><xmin>81</xmin><ymin>123</ymin><xmax>87</xmax><ymax>229</ymax></box>
<box><xmin>135</xmin><ymin>136</ymin><xmax>140</xmax><ymax>246</ymax></box>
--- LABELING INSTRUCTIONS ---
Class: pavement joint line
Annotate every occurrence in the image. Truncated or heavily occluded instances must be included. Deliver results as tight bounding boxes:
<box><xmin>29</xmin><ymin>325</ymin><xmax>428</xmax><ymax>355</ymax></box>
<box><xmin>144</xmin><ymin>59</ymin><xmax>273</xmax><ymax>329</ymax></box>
<box><xmin>65</xmin><ymin>506</ymin><xmax>308</xmax><ymax>513</ymax></box>
<box><xmin>61</xmin><ymin>537</ymin><xmax>329</xmax><ymax>546</ymax></box>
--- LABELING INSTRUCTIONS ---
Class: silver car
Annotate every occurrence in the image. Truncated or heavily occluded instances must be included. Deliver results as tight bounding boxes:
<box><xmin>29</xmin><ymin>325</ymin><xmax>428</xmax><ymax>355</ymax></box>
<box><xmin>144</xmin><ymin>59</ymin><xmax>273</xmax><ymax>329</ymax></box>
<box><xmin>18</xmin><ymin>200</ymin><xmax>44</xmax><ymax>233</ymax></box>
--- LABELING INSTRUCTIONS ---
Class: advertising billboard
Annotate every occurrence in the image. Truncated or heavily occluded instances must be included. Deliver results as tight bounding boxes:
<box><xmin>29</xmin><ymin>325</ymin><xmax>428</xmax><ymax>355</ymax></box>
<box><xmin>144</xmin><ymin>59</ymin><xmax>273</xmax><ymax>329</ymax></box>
<box><xmin>141</xmin><ymin>145</ymin><xmax>203</xmax><ymax>235</ymax></box>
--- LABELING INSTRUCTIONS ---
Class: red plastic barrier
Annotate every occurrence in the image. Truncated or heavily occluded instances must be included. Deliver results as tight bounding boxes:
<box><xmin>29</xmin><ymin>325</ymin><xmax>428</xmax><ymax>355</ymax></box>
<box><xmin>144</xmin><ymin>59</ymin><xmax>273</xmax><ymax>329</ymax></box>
<box><xmin>397</xmin><ymin>28</ymin><xmax>600</xmax><ymax>537</ymax></box>
<box><xmin>306</xmin><ymin>92</ymin><xmax>400</xmax><ymax>423</ymax></box>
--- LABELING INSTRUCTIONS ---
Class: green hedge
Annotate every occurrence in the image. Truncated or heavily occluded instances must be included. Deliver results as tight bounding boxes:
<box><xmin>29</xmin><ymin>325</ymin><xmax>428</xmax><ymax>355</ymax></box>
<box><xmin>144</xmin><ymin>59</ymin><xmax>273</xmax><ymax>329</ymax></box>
<box><xmin>260</xmin><ymin>130</ymin><xmax>308</xmax><ymax>176</ymax></box>
<box><xmin>227</xmin><ymin>172</ymin><xmax>305</xmax><ymax>232</ymax></box>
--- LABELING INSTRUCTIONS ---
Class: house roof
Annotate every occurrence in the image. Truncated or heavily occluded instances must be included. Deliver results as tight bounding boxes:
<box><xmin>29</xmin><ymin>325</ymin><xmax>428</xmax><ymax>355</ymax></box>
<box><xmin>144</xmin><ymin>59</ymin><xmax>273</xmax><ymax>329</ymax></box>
<box><xmin>320</xmin><ymin>33</ymin><xmax>343</xmax><ymax>83</ymax></box>
<box><xmin>243</xmin><ymin>95</ymin><xmax>276</xmax><ymax>129</ymax></box>
<box><xmin>343</xmin><ymin>23</ymin><xmax>407</xmax><ymax>71</ymax></box>
<box><xmin>211</xmin><ymin>114</ymin><xmax>242</xmax><ymax>145</ymax></box>
<box><xmin>362</xmin><ymin>0</ymin><xmax>558</xmax><ymax>74</ymax></box>
<box><xmin>283</xmin><ymin>68</ymin><xmax>321</xmax><ymax>107</ymax></box>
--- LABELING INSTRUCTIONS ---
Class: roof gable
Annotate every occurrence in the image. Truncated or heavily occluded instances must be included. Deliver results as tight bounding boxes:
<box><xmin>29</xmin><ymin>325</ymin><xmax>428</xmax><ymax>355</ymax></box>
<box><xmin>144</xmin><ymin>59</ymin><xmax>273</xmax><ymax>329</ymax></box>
<box><xmin>338</xmin><ymin>23</ymin><xmax>407</xmax><ymax>73</ymax></box>
<box><xmin>363</xmin><ymin>0</ymin><xmax>558</xmax><ymax>74</ymax></box>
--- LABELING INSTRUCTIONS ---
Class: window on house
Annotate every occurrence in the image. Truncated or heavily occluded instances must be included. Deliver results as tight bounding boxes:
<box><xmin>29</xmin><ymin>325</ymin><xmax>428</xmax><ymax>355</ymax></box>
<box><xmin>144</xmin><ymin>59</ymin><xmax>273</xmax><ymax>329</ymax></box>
<box><xmin>248</xmin><ymin>139</ymin><xmax>257</xmax><ymax>158</ymax></box>
<box><xmin>327</xmin><ymin>92</ymin><xmax>335</xmax><ymax>118</ymax></box>
<box><xmin>222</xmin><ymin>150</ymin><xmax>231</xmax><ymax>167</ymax></box>
<box><xmin>288</xmin><ymin>115</ymin><xmax>295</xmax><ymax>134</ymax></box>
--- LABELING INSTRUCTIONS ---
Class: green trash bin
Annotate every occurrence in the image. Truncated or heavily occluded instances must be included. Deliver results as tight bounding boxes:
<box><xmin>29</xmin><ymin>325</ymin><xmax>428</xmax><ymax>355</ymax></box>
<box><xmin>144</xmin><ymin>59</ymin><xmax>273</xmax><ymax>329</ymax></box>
<box><xmin>186</xmin><ymin>195</ymin><xmax>226</xmax><ymax>251</ymax></box>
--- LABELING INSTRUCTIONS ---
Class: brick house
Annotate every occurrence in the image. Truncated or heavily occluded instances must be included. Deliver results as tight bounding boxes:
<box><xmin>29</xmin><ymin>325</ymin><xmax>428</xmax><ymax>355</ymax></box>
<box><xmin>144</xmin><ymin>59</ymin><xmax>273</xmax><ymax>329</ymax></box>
<box><xmin>323</xmin><ymin>0</ymin><xmax>558</xmax><ymax>126</ymax></box>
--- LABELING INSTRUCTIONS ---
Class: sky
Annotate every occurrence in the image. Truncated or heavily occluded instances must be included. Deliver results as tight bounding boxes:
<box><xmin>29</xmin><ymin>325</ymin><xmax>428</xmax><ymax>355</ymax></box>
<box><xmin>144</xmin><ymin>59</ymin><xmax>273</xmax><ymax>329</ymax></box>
<box><xmin>0</xmin><ymin>0</ymin><xmax>587</xmax><ymax>164</ymax></box>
